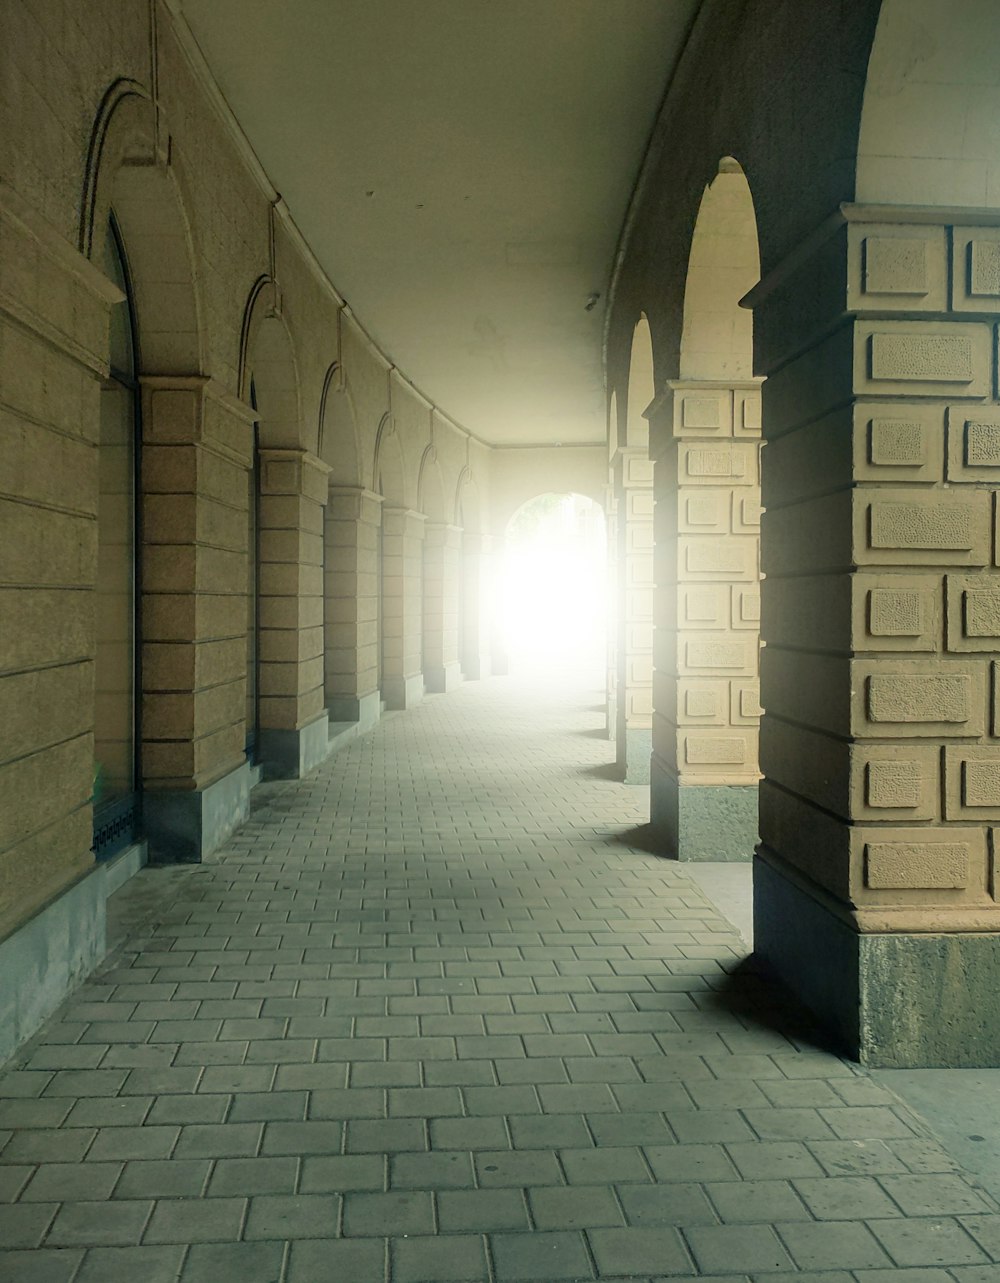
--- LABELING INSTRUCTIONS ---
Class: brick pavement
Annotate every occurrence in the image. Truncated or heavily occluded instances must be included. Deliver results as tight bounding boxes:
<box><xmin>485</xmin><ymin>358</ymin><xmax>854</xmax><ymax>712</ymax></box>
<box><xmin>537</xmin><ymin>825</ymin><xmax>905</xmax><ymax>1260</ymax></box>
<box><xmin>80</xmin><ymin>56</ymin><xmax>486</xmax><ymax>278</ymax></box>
<box><xmin>1</xmin><ymin>673</ymin><xmax>998</xmax><ymax>1281</ymax></box>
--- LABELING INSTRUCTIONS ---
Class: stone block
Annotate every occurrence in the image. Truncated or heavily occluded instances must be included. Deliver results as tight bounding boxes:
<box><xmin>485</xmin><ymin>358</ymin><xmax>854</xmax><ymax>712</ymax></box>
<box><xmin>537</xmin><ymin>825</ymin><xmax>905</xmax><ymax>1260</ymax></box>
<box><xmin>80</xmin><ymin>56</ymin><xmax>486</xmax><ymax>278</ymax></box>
<box><xmin>681</xmin><ymin>536</ymin><xmax>756</xmax><ymax>580</ymax></box>
<box><xmin>854</xmin><ymin>486</ymin><xmax>990</xmax><ymax>567</ymax></box>
<box><xmin>682</xmin><ymin>635</ymin><xmax>754</xmax><ymax>675</ymax></box>
<box><xmin>952</xmin><ymin>227</ymin><xmax>1000</xmax><ymax>313</ymax></box>
<box><xmin>679</xmin><ymin>492</ymin><xmax>726</xmax><ymax>533</ymax></box>
<box><xmin>852</xmin><ymin>574</ymin><xmax>941</xmax><ymax>653</ymax></box>
<box><xmin>671</xmin><ymin>385</ymin><xmax>732</xmax><ymax>437</ymax></box>
<box><xmin>947</xmin><ymin>408</ymin><xmax>1000</xmax><ymax>482</ymax></box>
<box><xmin>678</xmin><ymin>442</ymin><xmax>756</xmax><ymax>485</ymax></box>
<box><xmin>729</xmin><ymin>587</ymin><xmax>765</xmax><ymax>631</ymax></box>
<box><xmin>859</xmin><ymin>410</ymin><xmax>942</xmax><ymax>484</ymax></box>
<box><xmin>0</xmin><ymin>498</ymin><xmax>96</xmax><ymax>587</ymax></box>
<box><xmin>865</xmin><ymin>840</ymin><xmax>970</xmax><ymax>890</ymax></box>
<box><xmin>0</xmin><ymin>587</ymin><xmax>95</xmax><ymax>673</ymax></box>
<box><xmin>855</xmin><ymin>320</ymin><xmax>991</xmax><ymax>399</ymax></box>
<box><xmin>763</xmin><ymin>492</ymin><xmax>852</xmax><ymax>576</ymax></box>
<box><xmin>730</xmin><ymin>681</ymin><xmax>762</xmax><ymax>724</ymax></box>
<box><xmin>945</xmin><ymin>745</ymin><xmax>1000</xmax><ymax>818</ymax></box>
<box><xmin>854</xmin><ymin>659</ymin><xmax>985</xmax><ymax>738</ymax></box>
<box><xmin>848</xmin><ymin>224</ymin><xmax>947</xmax><ymax>312</ymax></box>
<box><xmin>763</xmin><ymin>406</ymin><xmax>853</xmax><ymax>505</ymax></box>
<box><xmin>679</xmin><ymin>586</ymin><xmax>727</xmax><ymax>628</ymax></box>
<box><xmin>945</xmin><ymin>574</ymin><xmax>1000</xmax><ymax>652</ymax></box>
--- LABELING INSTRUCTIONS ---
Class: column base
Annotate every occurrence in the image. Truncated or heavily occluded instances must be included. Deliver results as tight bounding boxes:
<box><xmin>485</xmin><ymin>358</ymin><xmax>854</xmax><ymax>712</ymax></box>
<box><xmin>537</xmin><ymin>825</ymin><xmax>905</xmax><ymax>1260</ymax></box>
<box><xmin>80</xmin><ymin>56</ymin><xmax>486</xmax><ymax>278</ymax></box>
<box><xmin>0</xmin><ymin>841</ymin><xmax>146</xmax><ymax>1066</ymax></box>
<box><xmin>145</xmin><ymin>758</ymin><xmax>253</xmax><ymax>863</ymax></box>
<box><xmin>383</xmin><ymin>673</ymin><xmax>424</xmax><ymax>710</ymax></box>
<box><xmin>754</xmin><ymin>852</ymin><xmax>1000</xmax><ymax>1067</ymax></box>
<box><xmin>650</xmin><ymin>757</ymin><xmax>757</xmax><ymax>860</ymax></box>
<box><xmin>327</xmin><ymin>691</ymin><xmax>381</xmax><ymax>734</ymax></box>
<box><xmin>615</xmin><ymin>726</ymin><xmax>651</xmax><ymax>784</ymax></box>
<box><xmin>424</xmin><ymin>661</ymin><xmax>463</xmax><ymax>694</ymax></box>
<box><xmin>259</xmin><ymin>712</ymin><xmax>331</xmax><ymax>781</ymax></box>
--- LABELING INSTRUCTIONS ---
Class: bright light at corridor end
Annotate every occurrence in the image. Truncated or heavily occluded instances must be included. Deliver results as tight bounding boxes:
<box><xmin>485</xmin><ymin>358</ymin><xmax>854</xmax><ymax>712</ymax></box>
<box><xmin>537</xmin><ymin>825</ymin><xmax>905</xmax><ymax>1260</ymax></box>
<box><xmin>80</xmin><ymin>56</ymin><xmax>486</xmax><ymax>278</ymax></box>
<box><xmin>499</xmin><ymin>493</ymin><xmax>607</xmax><ymax>675</ymax></box>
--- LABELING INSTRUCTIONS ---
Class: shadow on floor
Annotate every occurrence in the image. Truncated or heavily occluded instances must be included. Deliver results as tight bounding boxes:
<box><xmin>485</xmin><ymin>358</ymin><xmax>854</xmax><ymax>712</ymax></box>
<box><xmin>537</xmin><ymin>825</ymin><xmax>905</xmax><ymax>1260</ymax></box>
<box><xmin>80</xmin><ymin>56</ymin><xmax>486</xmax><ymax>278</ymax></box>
<box><xmin>578</xmin><ymin>762</ymin><xmax>623</xmax><ymax>781</ymax></box>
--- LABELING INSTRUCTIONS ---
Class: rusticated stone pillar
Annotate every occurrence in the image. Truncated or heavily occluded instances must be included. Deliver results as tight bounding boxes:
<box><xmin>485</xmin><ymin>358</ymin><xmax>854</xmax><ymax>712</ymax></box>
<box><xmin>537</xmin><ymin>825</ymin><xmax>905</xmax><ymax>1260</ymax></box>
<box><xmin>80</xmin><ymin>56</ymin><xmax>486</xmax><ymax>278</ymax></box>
<box><xmin>257</xmin><ymin>448</ymin><xmax>331</xmax><ymax>776</ymax></box>
<box><xmin>613</xmin><ymin>447</ymin><xmax>653</xmax><ymax>783</ymax></box>
<box><xmin>648</xmin><ymin>379</ymin><xmax>762</xmax><ymax>860</ymax></box>
<box><xmin>381</xmin><ymin>506</ymin><xmax>426</xmax><ymax>709</ymax></box>
<box><xmin>141</xmin><ymin>376</ymin><xmax>256</xmax><ymax>861</ymax></box>
<box><xmin>752</xmin><ymin>205</ymin><xmax>1000</xmax><ymax>1065</ymax></box>
<box><xmin>423</xmin><ymin>523</ymin><xmax>463</xmax><ymax>693</ymax></box>
<box><xmin>324</xmin><ymin>485</ymin><xmax>382</xmax><ymax>732</ymax></box>
<box><xmin>460</xmin><ymin>533</ymin><xmax>493</xmax><ymax>679</ymax></box>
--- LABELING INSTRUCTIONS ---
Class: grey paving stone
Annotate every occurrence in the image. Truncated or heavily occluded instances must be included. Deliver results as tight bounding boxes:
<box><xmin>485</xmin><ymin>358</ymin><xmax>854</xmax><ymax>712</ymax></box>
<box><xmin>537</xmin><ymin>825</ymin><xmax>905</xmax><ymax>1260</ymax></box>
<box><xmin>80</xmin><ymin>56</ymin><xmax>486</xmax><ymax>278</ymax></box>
<box><xmin>286</xmin><ymin>1237</ymin><xmax>385</xmax><ymax>1282</ymax></box>
<box><xmin>45</xmin><ymin>1200</ymin><xmax>151</xmax><ymax>1247</ymax></box>
<box><xmin>684</xmin><ymin>1223</ymin><xmax>794</xmax><ymax>1274</ymax></box>
<box><xmin>877</xmin><ymin>1173</ymin><xmax>992</xmax><ymax>1216</ymax></box>
<box><xmin>145</xmin><ymin>1195</ymin><xmax>246</xmax><ymax>1242</ymax></box>
<box><xmin>508</xmin><ymin>1113</ymin><xmax>591</xmax><ymax>1150</ymax></box>
<box><xmin>475</xmin><ymin>1149</ymin><xmax>564</xmax><ymax>1187</ymax></box>
<box><xmin>343</xmin><ymin>1189</ymin><xmax>433</xmax><ymax>1236</ymax></box>
<box><xmin>180</xmin><ymin>1240</ymin><xmax>286</xmax><ymax>1283</ymax></box>
<box><xmin>616</xmin><ymin>1182</ymin><xmax>717</xmax><ymax>1225</ymax></box>
<box><xmin>776</xmin><ymin>1219</ymin><xmax>895</xmax><ymax>1270</ymax></box>
<box><xmin>437</xmin><ymin>1188</ymin><xmax>530</xmax><ymax>1232</ymax></box>
<box><xmin>392</xmin><ymin>1233</ymin><xmax>489</xmax><ymax>1282</ymax></box>
<box><xmin>560</xmin><ymin>1145</ymin><xmax>651</xmax><ymax>1184</ymax></box>
<box><xmin>114</xmin><ymin>1159</ymin><xmax>211</xmax><ymax>1198</ymax></box>
<box><xmin>491</xmin><ymin>1229</ymin><xmax>594</xmax><ymax>1280</ymax></box>
<box><xmin>705</xmin><ymin>1178</ymin><xmax>811</xmax><ymax>1224</ymax></box>
<box><xmin>867</xmin><ymin>1217</ymin><xmax>989</xmax><ymax>1268</ymax></box>
<box><xmin>529</xmin><ymin>1185</ymin><xmax>624</xmax><ymax>1229</ymax></box>
<box><xmin>74</xmin><ymin>1245</ymin><xmax>186</xmax><ymax>1283</ymax></box>
<box><xmin>243</xmin><ymin>1192</ymin><xmax>341</xmax><ymax>1240</ymax></box>
<box><xmin>208</xmin><ymin>1156</ymin><xmax>298</xmax><ymax>1195</ymax></box>
<box><xmin>390</xmin><ymin>1150</ymin><xmax>476</xmax><ymax>1189</ymax></box>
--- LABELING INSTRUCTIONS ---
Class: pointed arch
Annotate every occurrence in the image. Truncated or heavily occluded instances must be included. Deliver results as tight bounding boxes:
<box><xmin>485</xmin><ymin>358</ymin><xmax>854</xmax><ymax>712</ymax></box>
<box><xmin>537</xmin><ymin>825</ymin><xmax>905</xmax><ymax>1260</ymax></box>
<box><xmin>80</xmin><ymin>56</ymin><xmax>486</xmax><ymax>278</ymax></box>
<box><xmin>455</xmin><ymin>466</ymin><xmax>483</xmax><ymax>532</ymax></box>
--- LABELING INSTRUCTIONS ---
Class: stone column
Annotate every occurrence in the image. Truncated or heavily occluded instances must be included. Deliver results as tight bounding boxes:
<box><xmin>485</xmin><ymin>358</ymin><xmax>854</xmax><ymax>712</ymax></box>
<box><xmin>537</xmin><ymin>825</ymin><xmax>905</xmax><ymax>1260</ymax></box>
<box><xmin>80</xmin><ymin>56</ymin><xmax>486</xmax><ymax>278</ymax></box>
<box><xmin>460</xmin><ymin>533</ymin><xmax>493</xmax><ymax>679</ymax></box>
<box><xmin>752</xmin><ymin>206</ymin><xmax>1000</xmax><ymax>1065</ymax></box>
<box><xmin>256</xmin><ymin>448</ymin><xmax>331</xmax><ymax>776</ymax></box>
<box><xmin>604</xmin><ymin>480</ymin><xmax>618</xmax><ymax>740</ymax></box>
<box><xmin>613</xmin><ymin>447</ymin><xmax>654</xmax><ymax>783</ymax></box>
<box><xmin>141</xmin><ymin>377</ymin><xmax>255</xmax><ymax>860</ymax></box>
<box><xmin>324</xmin><ymin>485</ymin><xmax>381</xmax><ymax>732</ymax></box>
<box><xmin>648</xmin><ymin>380</ymin><xmax>762</xmax><ymax>860</ymax></box>
<box><xmin>381</xmin><ymin>506</ymin><xmax>426</xmax><ymax>709</ymax></box>
<box><xmin>423</xmin><ymin>523</ymin><xmax>463</xmax><ymax>693</ymax></box>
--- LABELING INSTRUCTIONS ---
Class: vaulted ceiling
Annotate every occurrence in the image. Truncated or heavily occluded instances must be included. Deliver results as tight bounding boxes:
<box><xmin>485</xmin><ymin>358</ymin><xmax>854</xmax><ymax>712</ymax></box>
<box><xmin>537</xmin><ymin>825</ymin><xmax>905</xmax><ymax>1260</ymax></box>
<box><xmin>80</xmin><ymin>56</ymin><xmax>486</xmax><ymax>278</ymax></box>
<box><xmin>175</xmin><ymin>0</ymin><xmax>699</xmax><ymax>444</ymax></box>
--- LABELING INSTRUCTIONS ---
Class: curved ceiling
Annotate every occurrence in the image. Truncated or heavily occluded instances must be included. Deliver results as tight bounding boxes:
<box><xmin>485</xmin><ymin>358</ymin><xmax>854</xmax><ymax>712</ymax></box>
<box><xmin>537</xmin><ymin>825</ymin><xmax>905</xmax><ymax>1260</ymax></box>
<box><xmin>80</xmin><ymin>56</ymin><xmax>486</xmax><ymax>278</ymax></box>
<box><xmin>175</xmin><ymin>0</ymin><xmax>699</xmax><ymax>444</ymax></box>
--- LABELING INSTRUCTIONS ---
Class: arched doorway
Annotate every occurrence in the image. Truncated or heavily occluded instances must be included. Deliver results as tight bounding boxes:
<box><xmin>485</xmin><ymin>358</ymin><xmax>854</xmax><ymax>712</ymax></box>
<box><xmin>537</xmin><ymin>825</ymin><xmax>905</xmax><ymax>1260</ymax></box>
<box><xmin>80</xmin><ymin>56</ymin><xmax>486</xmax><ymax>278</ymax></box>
<box><xmin>650</xmin><ymin>156</ymin><xmax>762</xmax><ymax>860</ymax></box>
<box><xmin>502</xmin><ymin>492</ymin><xmax>606</xmax><ymax>678</ymax></box>
<box><xmin>92</xmin><ymin>214</ymin><xmax>141</xmax><ymax>860</ymax></box>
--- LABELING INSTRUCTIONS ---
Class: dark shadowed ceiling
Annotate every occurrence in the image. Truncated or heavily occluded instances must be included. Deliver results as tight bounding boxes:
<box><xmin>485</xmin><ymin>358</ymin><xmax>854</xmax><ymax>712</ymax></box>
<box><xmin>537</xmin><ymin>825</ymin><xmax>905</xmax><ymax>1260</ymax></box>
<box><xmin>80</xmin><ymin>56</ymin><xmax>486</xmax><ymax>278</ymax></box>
<box><xmin>174</xmin><ymin>0</ymin><xmax>699</xmax><ymax>443</ymax></box>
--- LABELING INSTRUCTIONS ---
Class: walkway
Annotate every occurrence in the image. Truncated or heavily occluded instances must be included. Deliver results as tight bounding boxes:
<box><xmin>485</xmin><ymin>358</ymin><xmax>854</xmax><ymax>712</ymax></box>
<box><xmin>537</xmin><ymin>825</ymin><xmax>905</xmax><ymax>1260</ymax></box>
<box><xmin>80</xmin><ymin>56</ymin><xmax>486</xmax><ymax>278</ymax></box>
<box><xmin>1</xmin><ymin>674</ymin><xmax>998</xmax><ymax>1282</ymax></box>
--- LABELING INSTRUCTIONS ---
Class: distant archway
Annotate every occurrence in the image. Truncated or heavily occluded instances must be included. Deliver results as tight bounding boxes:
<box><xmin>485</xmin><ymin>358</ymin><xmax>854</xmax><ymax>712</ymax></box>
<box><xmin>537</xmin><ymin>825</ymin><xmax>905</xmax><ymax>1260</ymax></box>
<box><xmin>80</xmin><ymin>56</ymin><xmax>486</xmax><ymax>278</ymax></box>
<box><xmin>503</xmin><ymin>492</ymin><xmax>607</xmax><ymax>676</ymax></box>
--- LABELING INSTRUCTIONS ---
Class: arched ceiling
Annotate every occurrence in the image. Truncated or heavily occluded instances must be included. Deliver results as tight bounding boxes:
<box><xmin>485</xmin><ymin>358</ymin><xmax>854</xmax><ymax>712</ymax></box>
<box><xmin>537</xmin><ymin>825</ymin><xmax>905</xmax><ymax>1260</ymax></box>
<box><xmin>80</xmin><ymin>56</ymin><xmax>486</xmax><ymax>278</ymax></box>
<box><xmin>174</xmin><ymin>0</ymin><xmax>700</xmax><ymax>444</ymax></box>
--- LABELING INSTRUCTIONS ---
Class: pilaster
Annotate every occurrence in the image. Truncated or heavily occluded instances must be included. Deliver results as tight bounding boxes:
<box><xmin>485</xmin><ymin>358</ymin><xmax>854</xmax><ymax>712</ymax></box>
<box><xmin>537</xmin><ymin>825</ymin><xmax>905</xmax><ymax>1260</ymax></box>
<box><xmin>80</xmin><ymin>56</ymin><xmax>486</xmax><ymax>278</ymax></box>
<box><xmin>324</xmin><ymin>485</ymin><xmax>382</xmax><ymax>730</ymax></box>
<box><xmin>257</xmin><ymin>447</ymin><xmax>332</xmax><ymax>776</ymax></box>
<box><xmin>647</xmin><ymin>379</ymin><xmax>763</xmax><ymax>859</ymax></box>
<box><xmin>751</xmin><ymin>204</ymin><xmax>1000</xmax><ymax>1064</ymax></box>
<box><xmin>613</xmin><ymin>447</ymin><xmax>653</xmax><ymax>783</ymax></box>
<box><xmin>423</xmin><ymin>523</ymin><xmax>463</xmax><ymax>693</ymax></box>
<box><xmin>382</xmin><ymin>506</ymin><xmax>426</xmax><ymax>709</ymax></box>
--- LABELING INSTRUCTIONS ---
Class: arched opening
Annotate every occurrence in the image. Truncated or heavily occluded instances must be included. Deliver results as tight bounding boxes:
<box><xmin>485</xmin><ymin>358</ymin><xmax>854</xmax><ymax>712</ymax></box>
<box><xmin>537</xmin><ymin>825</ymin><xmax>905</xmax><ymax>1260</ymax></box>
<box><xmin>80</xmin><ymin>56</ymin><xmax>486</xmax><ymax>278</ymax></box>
<box><xmin>612</xmin><ymin>316</ymin><xmax>655</xmax><ymax>782</ymax></box>
<box><xmin>92</xmin><ymin>214</ymin><xmax>141</xmax><ymax>860</ymax></box>
<box><xmin>502</xmin><ymin>492</ymin><xmax>607</xmax><ymax>679</ymax></box>
<box><xmin>650</xmin><ymin>156</ymin><xmax>762</xmax><ymax>862</ymax></box>
<box><xmin>858</xmin><ymin>0</ymin><xmax>1000</xmax><ymax>208</ymax></box>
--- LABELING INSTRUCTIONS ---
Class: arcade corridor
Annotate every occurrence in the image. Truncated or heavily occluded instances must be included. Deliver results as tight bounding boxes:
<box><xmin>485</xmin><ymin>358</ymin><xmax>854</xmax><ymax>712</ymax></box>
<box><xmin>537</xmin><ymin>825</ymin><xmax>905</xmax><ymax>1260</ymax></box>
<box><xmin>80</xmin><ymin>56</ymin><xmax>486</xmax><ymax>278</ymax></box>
<box><xmin>1</xmin><ymin>676</ymin><xmax>997</xmax><ymax>1280</ymax></box>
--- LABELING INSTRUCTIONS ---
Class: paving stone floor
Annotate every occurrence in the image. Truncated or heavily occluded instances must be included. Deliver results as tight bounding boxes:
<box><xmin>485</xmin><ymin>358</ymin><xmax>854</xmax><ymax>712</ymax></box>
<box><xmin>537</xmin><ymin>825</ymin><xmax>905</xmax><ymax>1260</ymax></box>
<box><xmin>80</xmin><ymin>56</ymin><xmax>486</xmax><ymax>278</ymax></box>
<box><xmin>2</xmin><ymin>672</ymin><xmax>999</xmax><ymax>1282</ymax></box>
